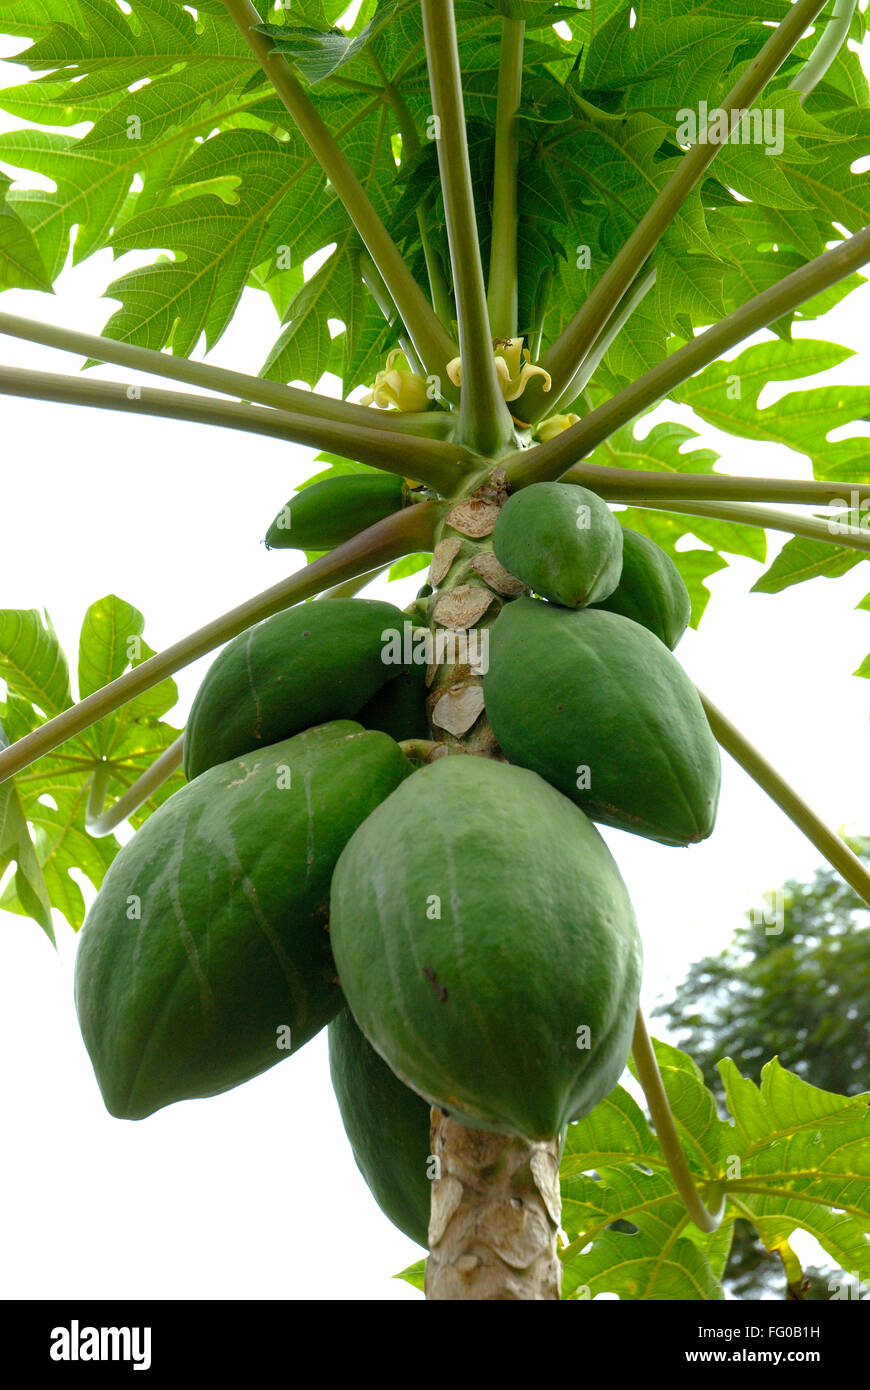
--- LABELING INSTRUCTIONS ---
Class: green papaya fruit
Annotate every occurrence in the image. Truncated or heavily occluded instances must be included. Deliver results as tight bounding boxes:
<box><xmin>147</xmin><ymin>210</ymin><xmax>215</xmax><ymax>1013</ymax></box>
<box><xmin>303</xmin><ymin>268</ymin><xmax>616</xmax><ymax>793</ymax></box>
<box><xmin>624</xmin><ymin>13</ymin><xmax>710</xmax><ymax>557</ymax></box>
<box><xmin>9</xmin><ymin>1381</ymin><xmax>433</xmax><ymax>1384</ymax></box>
<box><xmin>329</xmin><ymin>1007</ymin><xmax>432</xmax><ymax>1248</ymax></box>
<box><xmin>492</xmin><ymin>482</ymin><xmax>623</xmax><ymax>608</ymax></box>
<box><xmin>75</xmin><ymin>722</ymin><xmax>412</xmax><ymax>1120</ymax></box>
<box><xmin>483</xmin><ymin>597</ymin><xmax>720</xmax><ymax>847</ymax></box>
<box><xmin>356</xmin><ymin>665</ymin><xmax>429</xmax><ymax>742</ymax></box>
<box><xmin>330</xmin><ymin>756</ymin><xmax>642</xmax><ymax>1142</ymax></box>
<box><xmin>589</xmin><ymin>527</ymin><xmax>691</xmax><ymax>650</ymax></box>
<box><xmin>184</xmin><ymin>598</ymin><xmax>409</xmax><ymax>780</ymax></box>
<box><xmin>265</xmin><ymin>474</ymin><xmax>406</xmax><ymax>550</ymax></box>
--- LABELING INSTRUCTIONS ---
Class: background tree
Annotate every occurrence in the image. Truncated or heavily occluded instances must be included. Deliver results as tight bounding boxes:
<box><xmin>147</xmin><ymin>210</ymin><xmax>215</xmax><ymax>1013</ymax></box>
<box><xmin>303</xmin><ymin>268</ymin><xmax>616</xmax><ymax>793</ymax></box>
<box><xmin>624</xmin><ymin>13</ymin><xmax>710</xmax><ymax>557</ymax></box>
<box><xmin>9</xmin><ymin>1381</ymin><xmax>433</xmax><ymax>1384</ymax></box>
<box><xmin>658</xmin><ymin>841</ymin><xmax>870</xmax><ymax>1099</ymax></box>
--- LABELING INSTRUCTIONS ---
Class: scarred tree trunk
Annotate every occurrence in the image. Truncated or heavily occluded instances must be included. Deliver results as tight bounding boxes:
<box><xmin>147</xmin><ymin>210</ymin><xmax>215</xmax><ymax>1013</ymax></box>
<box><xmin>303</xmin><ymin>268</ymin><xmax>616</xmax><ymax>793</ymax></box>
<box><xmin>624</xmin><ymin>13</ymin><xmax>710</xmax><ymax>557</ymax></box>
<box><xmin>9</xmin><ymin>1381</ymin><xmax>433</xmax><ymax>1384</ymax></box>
<box><xmin>419</xmin><ymin>468</ymin><xmax>563</xmax><ymax>1301</ymax></box>
<box><xmin>425</xmin><ymin>1109</ymin><xmax>562</xmax><ymax>1300</ymax></box>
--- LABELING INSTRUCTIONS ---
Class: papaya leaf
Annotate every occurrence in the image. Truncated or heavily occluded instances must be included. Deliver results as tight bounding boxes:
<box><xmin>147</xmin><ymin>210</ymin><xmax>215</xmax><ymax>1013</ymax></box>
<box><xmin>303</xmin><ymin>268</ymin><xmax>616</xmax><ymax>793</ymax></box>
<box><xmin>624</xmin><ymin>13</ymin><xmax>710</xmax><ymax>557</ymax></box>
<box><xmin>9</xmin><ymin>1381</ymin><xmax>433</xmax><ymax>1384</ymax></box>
<box><xmin>262</xmin><ymin>234</ymin><xmax>368</xmax><ymax>388</ymax></box>
<box><xmin>0</xmin><ymin>79</ymin><xmax>115</xmax><ymax>127</ymax></box>
<box><xmin>99</xmin><ymin>128</ymin><xmax>334</xmax><ymax>359</ymax></box>
<box><xmin>278</xmin><ymin>0</ymin><xmax>357</xmax><ymax>26</ymax></box>
<box><xmin>583</xmin><ymin>10</ymin><xmax>752</xmax><ymax>103</ymax></box>
<box><xmin>0</xmin><ymin>0</ymin><xmax>401</xmax><ymax>378</ymax></box>
<box><xmin>296</xmin><ymin>453</ymin><xmax>383</xmax><ymax>491</ymax></box>
<box><xmin>717</xmin><ymin>1058</ymin><xmax>870</xmax><ymax>1286</ymax></box>
<box><xmin>777</xmin><ymin>105</ymin><xmax>870</xmax><ymax>235</ymax></box>
<box><xmin>481</xmin><ymin>2</ymin><xmax>579</xmax><ymax>27</ymax></box>
<box><xmin>89</xmin><ymin>82</ymin><xmax>398</xmax><ymax>384</ymax></box>
<box><xmin>671</xmin><ymin>551</ymin><xmax>731</xmax><ymax>628</ymax></box>
<box><xmin>3</xmin><ymin>0</ymin><xmax>246</xmax><ymax>104</ymax></box>
<box><xmin>751</xmin><ymin>513</ymin><xmax>868</xmax><ymax>594</ymax></box>
<box><xmin>524</xmin><ymin>13</ymin><xmax>870</xmax><ymax>370</ymax></box>
<box><xmin>557</xmin><ymin>1041</ymin><xmax>870</xmax><ymax>1301</ymax></box>
<box><xmin>653</xmin><ymin>248</ymin><xmax>729</xmax><ymax>328</ymax></box>
<box><xmin>679</xmin><ymin>1207</ymin><xmax>737</xmax><ymax>1283</ymax></box>
<box><xmin>255</xmin><ymin>2</ymin><xmax>408</xmax><ymax>87</ymax></box>
<box><xmin>394</xmin><ymin>1257</ymin><xmax>426</xmax><ymax>1291</ymax></box>
<box><xmin>0</xmin><ymin>598</ymin><xmax>183</xmax><ymax>932</ymax></box>
<box><xmin>388</xmin><ymin>553</ymin><xmax>431</xmax><ymax>582</ymax></box>
<box><xmin>560</xmin><ymin>1044</ymin><xmax>728</xmax><ymax>1301</ymax></box>
<box><xmin>789</xmin><ymin>269</ymin><xmax>867</xmax><ymax>327</ymax></box>
<box><xmin>0</xmin><ymin>748</ymin><xmax>55</xmax><ymax>944</ymax></box>
<box><xmin>0</xmin><ymin>0</ymin><xmax>85</xmax><ymax>40</ymax></box>
<box><xmin>587</xmin><ymin>419</ymin><xmax>719</xmax><ymax>479</ymax></box>
<box><xmin>852</xmin><ymin>592</ymin><xmax>870</xmax><ymax>678</ymax></box>
<box><xmin>76</xmin><ymin>71</ymin><xmax>256</xmax><ymax>154</ymax></box>
<box><xmin>0</xmin><ymin>129</ymin><xmax>134</xmax><ymax>266</ymax></box>
<box><xmin>342</xmin><ymin>246</ymin><xmax>398</xmax><ymax>394</ymax></box>
<box><xmin>672</xmin><ymin>338</ymin><xmax>870</xmax><ymax>477</ymax></box>
<box><xmin>94</xmin><ymin>636</ymin><xmax>182</xmax><ymax>755</ymax></box>
<box><xmin>77</xmin><ymin>594</ymin><xmax>152</xmax><ymax>702</ymax></box>
<box><xmin>250</xmin><ymin>257</ymin><xmax>307</xmax><ymax>324</ymax></box>
<box><xmin>0</xmin><ymin>173</ymin><xmax>52</xmax><ymax>292</ymax></box>
<box><xmin>0</xmin><ymin>780</ymin><xmax>119</xmax><ymax>931</ymax></box>
<box><xmin>0</xmin><ymin>608</ymin><xmax>72</xmax><ymax>719</ymax></box>
<box><xmin>0</xmin><ymin>691</ymin><xmax>40</xmax><ymax>745</ymax></box>
<box><xmin>707</xmin><ymin>201</ymin><xmax>831</xmax><ymax>265</ymax></box>
<box><xmin>639</xmin><ymin>509</ymin><xmax>765</xmax><ymax>567</ymax></box>
<box><xmin>810</xmin><ymin>441</ymin><xmax>870</xmax><ymax>484</ymax></box>
<box><xmin>1</xmin><ymin>0</ymin><xmax>866</xmax><ymax>469</ymax></box>
<box><xmin>77</xmin><ymin>597</ymin><xmax>179</xmax><ymax>739</ymax></box>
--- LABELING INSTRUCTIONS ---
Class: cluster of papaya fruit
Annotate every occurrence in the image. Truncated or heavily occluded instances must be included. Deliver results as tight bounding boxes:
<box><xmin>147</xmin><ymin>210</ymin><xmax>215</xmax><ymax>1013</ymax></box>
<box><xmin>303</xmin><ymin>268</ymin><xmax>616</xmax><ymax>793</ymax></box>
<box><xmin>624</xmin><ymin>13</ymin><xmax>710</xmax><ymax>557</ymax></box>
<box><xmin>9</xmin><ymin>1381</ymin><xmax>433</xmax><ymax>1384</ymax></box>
<box><xmin>74</xmin><ymin>473</ymin><xmax>720</xmax><ymax>1250</ymax></box>
<box><xmin>486</xmin><ymin>482</ymin><xmax>720</xmax><ymax>847</ymax></box>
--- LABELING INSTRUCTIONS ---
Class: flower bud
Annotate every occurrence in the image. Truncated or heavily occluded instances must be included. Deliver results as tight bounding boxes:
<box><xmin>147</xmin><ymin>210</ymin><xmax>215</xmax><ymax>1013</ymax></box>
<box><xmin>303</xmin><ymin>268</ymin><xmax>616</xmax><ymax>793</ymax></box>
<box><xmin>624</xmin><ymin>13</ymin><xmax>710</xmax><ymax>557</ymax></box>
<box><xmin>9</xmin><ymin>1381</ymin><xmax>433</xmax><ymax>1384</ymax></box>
<box><xmin>536</xmin><ymin>413</ymin><xmax>581</xmax><ymax>441</ymax></box>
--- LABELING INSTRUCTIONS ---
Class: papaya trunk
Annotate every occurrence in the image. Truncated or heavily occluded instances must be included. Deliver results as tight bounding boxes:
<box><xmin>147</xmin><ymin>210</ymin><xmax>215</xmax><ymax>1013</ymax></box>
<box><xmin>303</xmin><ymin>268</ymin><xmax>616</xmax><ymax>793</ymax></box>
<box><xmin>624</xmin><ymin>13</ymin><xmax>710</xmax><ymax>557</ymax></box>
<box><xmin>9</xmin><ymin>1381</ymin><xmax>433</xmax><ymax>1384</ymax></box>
<box><xmin>421</xmin><ymin>470</ymin><xmax>563</xmax><ymax>1301</ymax></box>
<box><xmin>424</xmin><ymin>1109</ymin><xmax>562</xmax><ymax>1300</ymax></box>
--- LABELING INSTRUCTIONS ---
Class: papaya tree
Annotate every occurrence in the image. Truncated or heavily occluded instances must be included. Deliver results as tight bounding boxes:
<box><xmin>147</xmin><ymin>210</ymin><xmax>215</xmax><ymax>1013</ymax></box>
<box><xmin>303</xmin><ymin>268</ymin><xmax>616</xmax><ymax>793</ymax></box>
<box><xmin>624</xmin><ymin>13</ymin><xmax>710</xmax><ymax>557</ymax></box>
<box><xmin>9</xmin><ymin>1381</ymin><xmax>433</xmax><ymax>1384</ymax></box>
<box><xmin>2</xmin><ymin>0</ymin><xmax>870</xmax><ymax>1302</ymax></box>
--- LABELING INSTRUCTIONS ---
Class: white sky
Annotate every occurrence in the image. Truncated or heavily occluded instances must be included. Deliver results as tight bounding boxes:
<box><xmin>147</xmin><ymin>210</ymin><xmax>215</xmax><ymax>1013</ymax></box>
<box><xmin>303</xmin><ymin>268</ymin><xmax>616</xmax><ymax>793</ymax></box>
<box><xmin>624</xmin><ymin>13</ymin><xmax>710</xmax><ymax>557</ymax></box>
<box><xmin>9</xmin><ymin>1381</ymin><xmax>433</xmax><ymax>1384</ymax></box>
<box><xmin>1</xmin><ymin>30</ymin><xmax>870</xmax><ymax>1301</ymax></box>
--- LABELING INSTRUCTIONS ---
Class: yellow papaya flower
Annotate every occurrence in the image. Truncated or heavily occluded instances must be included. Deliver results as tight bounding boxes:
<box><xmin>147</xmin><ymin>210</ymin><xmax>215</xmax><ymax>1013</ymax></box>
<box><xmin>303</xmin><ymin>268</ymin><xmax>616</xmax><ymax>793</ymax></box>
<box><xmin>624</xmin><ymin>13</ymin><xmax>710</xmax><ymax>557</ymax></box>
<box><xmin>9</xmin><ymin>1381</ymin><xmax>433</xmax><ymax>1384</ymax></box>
<box><xmin>536</xmin><ymin>413</ymin><xmax>581</xmax><ymax>441</ymax></box>
<box><xmin>446</xmin><ymin>337</ymin><xmax>551</xmax><ymax>403</ymax></box>
<box><xmin>361</xmin><ymin>349</ymin><xmax>431</xmax><ymax>412</ymax></box>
